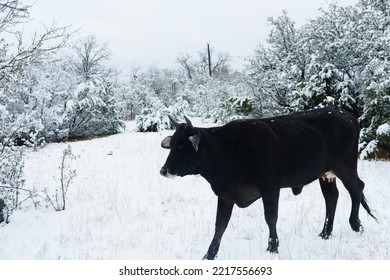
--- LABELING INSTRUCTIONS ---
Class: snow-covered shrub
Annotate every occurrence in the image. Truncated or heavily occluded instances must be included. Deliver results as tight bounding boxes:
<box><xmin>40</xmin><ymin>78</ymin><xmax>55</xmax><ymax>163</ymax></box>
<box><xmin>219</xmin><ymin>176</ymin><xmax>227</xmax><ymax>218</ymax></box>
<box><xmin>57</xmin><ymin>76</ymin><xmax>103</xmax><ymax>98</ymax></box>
<box><xmin>0</xmin><ymin>54</ymin><xmax>126</xmax><ymax>145</ymax></box>
<box><xmin>204</xmin><ymin>96</ymin><xmax>253</xmax><ymax>124</ymax></box>
<box><xmin>136</xmin><ymin>96</ymin><xmax>189</xmax><ymax>132</ymax></box>
<box><xmin>64</xmin><ymin>77</ymin><xmax>124</xmax><ymax>138</ymax></box>
<box><xmin>43</xmin><ymin>145</ymin><xmax>77</xmax><ymax>211</ymax></box>
<box><xmin>361</xmin><ymin>123</ymin><xmax>390</xmax><ymax>159</ymax></box>
<box><xmin>359</xmin><ymin>79</ymin><xmax>390</xmax><ymax>159</ymax></box>
<box><xmin>225</xmin><ymin>97</ymin><xmax>253</xmax><ymax>116</ymax></box>
<box><xmin>360</xmin><ymin>140</ymin><xmax>379</xmax><ymax>160</ymax></box>
<box><xmin>376</xmin><ymin>123</ymin><xmax>390</xmax><ymax>158</ymax></box>
<box><xmin>136</xmin><ymin>111</ymin><xmax>165</xmax><ymax>133</ymax></box>
<box><xmin>0</xmin><ymin>145</ymin><xmax>25</xmax><ymax>224</ymax></box>
<box><xmin>133</xmin><ymin>72</ymin><xmax>191</xmax><ymax>132</ymax></box>
<box><xmin>0</xmin><ymin>104</ymin><xmax>27</xmax><ymax>223</ymax></box>
<box><xmin>135</xmin><ymin>90</ymin><xmax>166</xmax><ymax>132</ymax></box>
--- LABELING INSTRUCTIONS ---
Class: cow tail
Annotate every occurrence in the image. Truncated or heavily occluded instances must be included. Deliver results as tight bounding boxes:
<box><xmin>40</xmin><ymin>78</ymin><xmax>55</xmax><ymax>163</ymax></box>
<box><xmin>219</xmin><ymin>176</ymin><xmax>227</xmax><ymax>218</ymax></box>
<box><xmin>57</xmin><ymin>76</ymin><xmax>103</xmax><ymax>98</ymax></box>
<box><xmin>361</xmin><ymin>193</ymin><xmax>378</xmax><ymax>222</ymax></box>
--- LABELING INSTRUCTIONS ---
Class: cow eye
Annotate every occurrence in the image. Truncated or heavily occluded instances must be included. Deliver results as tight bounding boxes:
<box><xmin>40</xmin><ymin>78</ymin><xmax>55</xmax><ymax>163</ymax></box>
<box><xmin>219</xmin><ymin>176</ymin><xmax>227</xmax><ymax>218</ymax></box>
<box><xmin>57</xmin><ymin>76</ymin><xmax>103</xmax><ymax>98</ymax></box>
<box><xmin>178</xmin><ymin>143</ymin><xmax>186</xmax><ymax>150</ymax></box>
<box><xmin>176</xmin><ymin>141</ymin><xmax>188</xmax><ymax>150</ymax></box>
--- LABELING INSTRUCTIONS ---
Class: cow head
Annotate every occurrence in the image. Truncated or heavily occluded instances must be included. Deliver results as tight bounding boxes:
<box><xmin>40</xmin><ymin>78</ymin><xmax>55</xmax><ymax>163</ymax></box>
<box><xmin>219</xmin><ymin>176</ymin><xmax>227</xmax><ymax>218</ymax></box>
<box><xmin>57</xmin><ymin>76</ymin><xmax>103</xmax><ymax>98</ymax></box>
<box><xmin>160</xmin><ymin>116</ymin><xmax>202</xmax><ymax>178</ymax></box>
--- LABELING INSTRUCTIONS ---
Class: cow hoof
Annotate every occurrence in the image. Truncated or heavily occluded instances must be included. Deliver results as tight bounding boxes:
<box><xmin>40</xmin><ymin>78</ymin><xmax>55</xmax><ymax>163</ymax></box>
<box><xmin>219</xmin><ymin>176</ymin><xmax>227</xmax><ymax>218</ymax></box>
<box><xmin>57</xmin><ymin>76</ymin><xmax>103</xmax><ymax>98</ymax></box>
<box><xmin>202</xmin><ymin>253</ymin><xmax>216</xmax><ymax>260</ymax></box>
<box><xmin>351</xmin><ymin>225</ymin><xmax>364</xmax><ymax>233</ymax></box>
<box><xmin>350</xmin><ymin>219</ymin><xmax>363</xmax><ymax>233</ymax></box>
<box><xmin>267</xmin><ymin>246</ymin><xmax>279</xmax><ymax>254</ymax></box>
<box><xmin>266</xmin><ymin>238</ymin><xmax>279</xmax><ymax>253</ymax></box>
<box><xmin>320</xmin><ymin>234</ymin><xmax>331</xmax><ymax>240</ymax></box>
<box><xmin>319</xmin><ymin>231</ymin><xmax>331</xmax><ymax>240</ymax></box>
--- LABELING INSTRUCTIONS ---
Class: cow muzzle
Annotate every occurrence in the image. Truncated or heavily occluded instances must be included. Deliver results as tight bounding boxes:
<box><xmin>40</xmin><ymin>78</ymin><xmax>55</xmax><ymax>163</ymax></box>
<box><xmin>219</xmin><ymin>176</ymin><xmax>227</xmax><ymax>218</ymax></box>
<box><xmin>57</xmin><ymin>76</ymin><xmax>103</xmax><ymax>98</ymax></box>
<box><xmin>160</xmin><ymin>167</ymin><xmax>176</xmax><ymax>178</ymax></box>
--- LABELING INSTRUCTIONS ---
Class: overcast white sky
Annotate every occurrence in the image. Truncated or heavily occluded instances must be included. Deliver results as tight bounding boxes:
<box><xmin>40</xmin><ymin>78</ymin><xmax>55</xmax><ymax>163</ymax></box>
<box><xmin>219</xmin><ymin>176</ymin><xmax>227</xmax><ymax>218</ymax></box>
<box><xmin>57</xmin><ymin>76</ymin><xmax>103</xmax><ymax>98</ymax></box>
<box><xmin>28</xmin><ymin>0</ymin><xmax>358</xmax><ymax>73</ymax></box>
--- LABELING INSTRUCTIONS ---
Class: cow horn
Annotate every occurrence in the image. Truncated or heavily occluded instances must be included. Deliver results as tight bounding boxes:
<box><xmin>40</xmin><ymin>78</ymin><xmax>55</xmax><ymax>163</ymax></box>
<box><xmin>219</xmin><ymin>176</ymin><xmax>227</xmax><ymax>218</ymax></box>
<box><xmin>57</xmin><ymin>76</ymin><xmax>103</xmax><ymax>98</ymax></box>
<box><xmin>184</xmin><ymin>116</ymin><xmax>193</xmax><ymax>128</ymax></box>
<box><xmin>168</xmin><ymin>115</ymin><xmax>180</xmax><ymax>129</ymax></box>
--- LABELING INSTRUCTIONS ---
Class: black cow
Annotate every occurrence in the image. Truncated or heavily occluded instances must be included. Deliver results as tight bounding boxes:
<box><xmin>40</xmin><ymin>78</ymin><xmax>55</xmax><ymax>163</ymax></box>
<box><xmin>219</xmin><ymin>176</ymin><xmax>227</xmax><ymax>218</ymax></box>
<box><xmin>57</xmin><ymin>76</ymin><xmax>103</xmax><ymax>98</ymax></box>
<box><xmin>160</xmin><ymin>108</ymin><xmax>377</xmax><ymax>260</ymax></box>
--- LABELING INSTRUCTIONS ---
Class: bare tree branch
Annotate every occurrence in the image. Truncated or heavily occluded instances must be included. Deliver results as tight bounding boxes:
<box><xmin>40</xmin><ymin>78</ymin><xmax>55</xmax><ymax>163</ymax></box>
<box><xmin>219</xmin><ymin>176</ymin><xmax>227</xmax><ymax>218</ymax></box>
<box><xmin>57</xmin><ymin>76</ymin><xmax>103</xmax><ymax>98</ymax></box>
<box><xmin>177</xmin><ymin>53</ymin><xmax>193</xmax><ymax>80</ymax></box>
<box><xmin>68</xmin><ymin>35</ymin><xmax>112</xmax><ymax>80</ymax></box>
<box><xmin>0</xmin><ymin>0</ymin><xmax>30</xmax><ymax>31</ymax></box>
<box><xmin>0</xmin><ymin>1</ymin><xmax>75</xmax><ymax>82</ymax></box>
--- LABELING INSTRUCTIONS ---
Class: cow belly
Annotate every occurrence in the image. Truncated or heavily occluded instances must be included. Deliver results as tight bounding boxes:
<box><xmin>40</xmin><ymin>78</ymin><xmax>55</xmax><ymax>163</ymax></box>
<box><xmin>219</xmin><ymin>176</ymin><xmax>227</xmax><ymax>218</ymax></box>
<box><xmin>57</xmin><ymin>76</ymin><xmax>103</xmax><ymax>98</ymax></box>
<box><xmin>221</xmin><ymin>185</ymin><xmax>262</xmax><ymax>208</ymax></box>
<box><xmin>282</xmin><ymin>173</ymin><xmax>320</xmax><ymax>189</ymax></box>
<box><xmin>235</xmin><ymin>197</ymin><xmax>260</xmax><ymax>208</ymax></box>
<box><xmin>283</xmin><ymin>171</ymin><xmax>336</xmax><ymax>190</ymax></box>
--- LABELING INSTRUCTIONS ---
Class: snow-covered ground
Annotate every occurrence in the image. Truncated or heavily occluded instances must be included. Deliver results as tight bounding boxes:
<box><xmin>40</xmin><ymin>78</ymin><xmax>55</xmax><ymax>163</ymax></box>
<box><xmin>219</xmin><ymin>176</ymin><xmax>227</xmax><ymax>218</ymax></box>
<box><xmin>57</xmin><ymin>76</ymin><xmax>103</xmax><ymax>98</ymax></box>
<box><xmin>0</xmin><ymin>121</ymin><xmax>389</xmax><ymax>260</ymax></box>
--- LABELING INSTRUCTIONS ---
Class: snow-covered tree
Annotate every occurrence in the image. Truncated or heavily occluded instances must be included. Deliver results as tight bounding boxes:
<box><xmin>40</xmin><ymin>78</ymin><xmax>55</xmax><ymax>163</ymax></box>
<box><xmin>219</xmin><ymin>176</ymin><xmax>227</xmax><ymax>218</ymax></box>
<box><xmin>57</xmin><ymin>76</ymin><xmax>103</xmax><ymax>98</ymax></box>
<box><xmin>63</xmin><ymin>36</ymin><xmax>124</xmax><ymax>138</ymax></box>
<box><xmin>0</xmin><ymin>0</ymin><xmax>72</xmax><ymax>222</ymax></box>
<box><xmin>0</xmin><ymin>0</ymin><xmax>72</xmax><ymax>143</ymax></box>
<box><xmin>246</xmin><ymin>0</ymin><xmax>390</xmax><ymax>159</ymax></box>
<box><xmin>133</xmin><ymin>77</ymin><xmax>189</xmax><ymax>132</ymax></box>
<box><xmin>63</xmin><ymin>76</ymin><xmax>124</xmax><ymax>138</ymax></box>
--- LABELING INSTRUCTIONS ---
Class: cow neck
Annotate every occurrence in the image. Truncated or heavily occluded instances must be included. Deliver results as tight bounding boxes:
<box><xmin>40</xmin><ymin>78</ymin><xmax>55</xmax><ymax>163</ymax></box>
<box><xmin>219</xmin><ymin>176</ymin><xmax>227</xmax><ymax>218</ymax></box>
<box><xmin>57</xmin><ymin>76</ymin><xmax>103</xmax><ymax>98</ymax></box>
<box><xmin>197</xmin><ymin>127</ymin><xmax>229</xmax><ymax>190</ymax></box>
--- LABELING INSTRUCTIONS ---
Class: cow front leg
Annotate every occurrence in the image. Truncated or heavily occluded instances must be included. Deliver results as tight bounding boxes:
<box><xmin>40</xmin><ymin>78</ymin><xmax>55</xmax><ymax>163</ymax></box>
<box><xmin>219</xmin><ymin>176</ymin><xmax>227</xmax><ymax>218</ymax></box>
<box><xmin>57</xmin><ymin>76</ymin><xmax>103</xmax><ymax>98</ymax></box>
<box><xmin>262</xmin><ymin>188</ymin><xmax>280</xmax><ymax>253</ymax></box>
<box><xmin>319</xmin><ymin>178</ymin><xmax>339</xmax><ymax>239</ymax></box>
<box><xmin>203</xmin><ymin>197</ymin><xmax>234</xmax><ymax>260</ymax></box>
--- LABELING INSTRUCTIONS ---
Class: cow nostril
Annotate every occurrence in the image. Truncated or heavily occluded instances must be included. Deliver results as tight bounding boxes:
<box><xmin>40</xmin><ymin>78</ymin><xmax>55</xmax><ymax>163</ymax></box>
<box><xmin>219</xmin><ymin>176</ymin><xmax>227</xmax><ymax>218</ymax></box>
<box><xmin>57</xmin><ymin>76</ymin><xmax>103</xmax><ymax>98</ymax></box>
<box><xmin>160</xmin><ymin>167</ymin><xmax>177</xmax><ymax>178</ymax></box>
<box><xmin>160</xmin><ymin>167</ymin><xmax>168</xmax><ymax>176</ymax></box>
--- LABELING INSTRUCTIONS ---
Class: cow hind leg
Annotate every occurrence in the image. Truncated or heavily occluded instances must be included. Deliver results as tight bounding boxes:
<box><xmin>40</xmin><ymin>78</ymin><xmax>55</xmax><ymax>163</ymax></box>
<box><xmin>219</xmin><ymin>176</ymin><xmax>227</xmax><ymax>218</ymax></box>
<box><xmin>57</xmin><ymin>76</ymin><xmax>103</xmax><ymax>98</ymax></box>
<box><xmin>319</xmin><ymin>178</ymin><xmax>339</xmax><ymax>239</ymax></box>
<box><xmin>203</xmin><ymin>197</ymin><xmax>234</xmax><ymax>260</ymax></box>
<box><xmin>338</xmin><ymin>174</ymin><xmax>365</xmax><ymax>233</ymax></box>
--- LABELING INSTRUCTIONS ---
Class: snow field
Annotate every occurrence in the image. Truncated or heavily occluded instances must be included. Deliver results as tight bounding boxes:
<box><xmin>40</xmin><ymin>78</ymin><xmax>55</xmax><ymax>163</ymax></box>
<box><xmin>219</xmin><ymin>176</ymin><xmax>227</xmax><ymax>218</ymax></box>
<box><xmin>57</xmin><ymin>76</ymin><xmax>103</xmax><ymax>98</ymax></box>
<box><xmin>0</xmin><ymin>123</ymin><xmax>389</xmax><ymax>260</ymax></box>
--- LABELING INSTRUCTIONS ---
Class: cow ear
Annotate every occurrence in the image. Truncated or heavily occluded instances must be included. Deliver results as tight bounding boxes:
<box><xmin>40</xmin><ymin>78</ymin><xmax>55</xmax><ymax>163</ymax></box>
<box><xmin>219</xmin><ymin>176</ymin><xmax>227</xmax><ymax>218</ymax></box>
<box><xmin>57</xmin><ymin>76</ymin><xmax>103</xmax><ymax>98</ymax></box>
<box><xmin>188</xmin><ymin>134</ymin><xmax>200</xmax><ymax>152</ymax></box>
<box><xmin>161</xmin><ymin>136</ymin><xmax>172</xmax><ymax>149</ymax></box>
